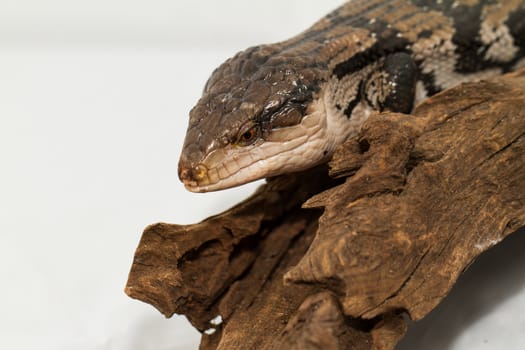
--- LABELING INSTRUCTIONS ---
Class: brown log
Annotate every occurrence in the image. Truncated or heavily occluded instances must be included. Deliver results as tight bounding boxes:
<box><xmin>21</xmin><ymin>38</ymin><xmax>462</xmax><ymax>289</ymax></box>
<box><xmin>125</xmin><ymin>69</ymin><xmax>525</xmax><ymax>349</ymax></box>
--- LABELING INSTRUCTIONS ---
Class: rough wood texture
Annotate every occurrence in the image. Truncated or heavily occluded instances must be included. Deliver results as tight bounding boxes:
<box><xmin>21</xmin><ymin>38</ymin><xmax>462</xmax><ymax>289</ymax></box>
<box><xmin>125</xmin><ymin>69</ymin><xmax>525</xmax><ymax>350</ymax></box>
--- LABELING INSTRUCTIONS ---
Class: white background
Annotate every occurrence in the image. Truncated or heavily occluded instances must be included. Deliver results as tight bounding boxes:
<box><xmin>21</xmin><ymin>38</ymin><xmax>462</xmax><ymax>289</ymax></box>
<box><xmin>1</xmin><ymin>1</ymin><xmax>524</xmax><ymax>349</ymax></box>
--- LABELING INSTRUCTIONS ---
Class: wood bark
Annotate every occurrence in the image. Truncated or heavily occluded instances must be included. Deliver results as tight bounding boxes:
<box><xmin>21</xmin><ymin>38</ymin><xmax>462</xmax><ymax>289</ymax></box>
<box><xmin>125</xmin><ymin>69</ymin><xmax>525</xmax><ymax>350</ymax></box>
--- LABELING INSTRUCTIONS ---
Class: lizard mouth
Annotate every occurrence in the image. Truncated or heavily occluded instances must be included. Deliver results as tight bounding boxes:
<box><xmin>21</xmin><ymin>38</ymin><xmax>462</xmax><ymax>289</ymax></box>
<box><xmin>178</xmin><ymin>94</ymin><xmax>348</xmax><ymax>192</ymax></box>
<box><xmin>179</xmin><ymin>138</ymin><xmax>317</xmax><ymax>192</ymax></box>
<box><xmin>179</xmin><ymin>124</ymin><xmax>327</xmax><ymax>192</ymax></box>
<box><xmin>179</xmin><ymin>159</ymin><xmax>265</xmax><ymax>192</ymax></box>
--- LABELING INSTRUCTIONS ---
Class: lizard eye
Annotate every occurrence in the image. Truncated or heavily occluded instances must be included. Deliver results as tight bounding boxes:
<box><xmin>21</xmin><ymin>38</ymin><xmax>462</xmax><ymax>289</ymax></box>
<box><xmin>237</xmin><ymin>126</ymin><xmax>259</xmax><ymax>146</ymax></box>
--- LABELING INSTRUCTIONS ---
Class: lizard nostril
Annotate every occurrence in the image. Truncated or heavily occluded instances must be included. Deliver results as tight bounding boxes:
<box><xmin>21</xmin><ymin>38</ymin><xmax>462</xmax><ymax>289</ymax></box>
<box><xmin>192</xmin><ymin>164</ymin><xmax>208</xmax><ymax>181</ymax></box>
<box><xmin>178</xmin><ymin>163</ymin><xmax>208</xmax><ymax>184</ymax></box>
<box><xmin>178</xmin><ymin>166</ymin><xmax>191</xmax><ymax>182</ymax></box>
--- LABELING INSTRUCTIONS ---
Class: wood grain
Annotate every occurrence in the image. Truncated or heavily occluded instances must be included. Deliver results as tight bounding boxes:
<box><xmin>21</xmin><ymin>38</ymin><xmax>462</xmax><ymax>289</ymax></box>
<box><xmin>126</xmin><ymin>69</ymin><xmax>525</xmax><ymax>350</ymax></box>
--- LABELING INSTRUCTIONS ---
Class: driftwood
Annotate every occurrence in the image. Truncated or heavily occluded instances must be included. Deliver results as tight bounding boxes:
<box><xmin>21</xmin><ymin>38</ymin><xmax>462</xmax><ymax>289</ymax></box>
<box><xmin>125</xmin><ymin>69</ymin><xmax>525</xmax><ymax>350</ymax></box>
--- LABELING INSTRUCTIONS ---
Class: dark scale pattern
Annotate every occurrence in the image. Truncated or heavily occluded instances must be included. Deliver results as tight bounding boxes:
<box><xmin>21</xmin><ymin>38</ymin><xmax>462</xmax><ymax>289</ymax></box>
<box><xmin>332</xmin><ymin>17</ymin><xmax>413</xmax><ymax>118</ymax></box>
<box><xmin>506</xmin><ymin>6</ymin><xmax>525</xmax><ymax>68</ymax></box>
<box><xmin>409</xmin><ymin>0</ymin><xmax>499</xmax><ymax>11</ymax></box>
<box><xmin>333</xmin><ymin>18</ymin><xmax>411</xmax><ymax>79</ymax></box>
<box><xmin>507</xmin><ymin>7</ymin><xmax>525</xmax><ymax>48</ymax></box>
<box><xmin>181</xmin><ymin>0</ymin><xmax>525</xmax><ymax>178</ymax></box>
<box><xmin>344</xmin><ymin>80</ymin><xmax>364</xmax><ymax>118</ymax></box>
<box><xmin>410</xmin><ymin>0</ymin><xmax>518</xmax><ymax>73</ymax></box>
<box><xmin>182</xmin><ymin>42</ymin><xmax>329</xmax><ymax>165</ymax></box>
<box><xmin>414</xmin><ymin>0</ymin><xmax>487</xmax><ymax>73</ymax></box>
<box><xmin>449</xmin><ymin>3</ymin><xmax>488</xmax><ymax>73</ymax></box>
<box><xmin>333</xmin><ymin>28</ymin><xmax>409</xmax><ymax>79</ymax></box>
<box><xmin>418</xmin><ymin>29</ymin><xmax>434</xmax><ymax>39</ymax></box>
<box><xmin>418</xmin><ymin>71</ymin><xmax>441</xmax><ymax>96</ymax></box>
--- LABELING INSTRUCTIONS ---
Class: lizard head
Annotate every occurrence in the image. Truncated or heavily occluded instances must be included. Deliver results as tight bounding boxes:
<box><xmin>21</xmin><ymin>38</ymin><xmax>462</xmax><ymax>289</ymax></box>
<box><xmin>178</xmin><ymin>45</ymin><xmax>332</xmax><ymax>192</ymax></box>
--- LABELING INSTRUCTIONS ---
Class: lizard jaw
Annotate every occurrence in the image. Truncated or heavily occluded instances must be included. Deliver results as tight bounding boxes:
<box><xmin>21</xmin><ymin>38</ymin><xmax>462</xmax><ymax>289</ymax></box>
<box><xmin>179</xmin><ymin>98</ymin><xmax>336</xmax><ymax>192</ymax></box>
<box><xmin>179</xmin><ymin>86</ymin><xmax>375</xmax><ymax>192</ymax></box>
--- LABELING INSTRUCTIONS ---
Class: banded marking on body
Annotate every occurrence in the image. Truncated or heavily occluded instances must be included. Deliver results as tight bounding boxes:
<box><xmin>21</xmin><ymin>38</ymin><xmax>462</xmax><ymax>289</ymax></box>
<box><xmin>179</xmin><ymin>0</ymin><xmax>525</xmax><ymax>192</ymax></box>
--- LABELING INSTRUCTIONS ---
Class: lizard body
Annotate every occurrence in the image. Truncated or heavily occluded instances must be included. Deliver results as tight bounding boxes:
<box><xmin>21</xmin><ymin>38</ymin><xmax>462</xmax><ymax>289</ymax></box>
<box><xmin>179</xmin><ymin>0</ymin><xmax>525</xmax><ymax>192</ymax></box>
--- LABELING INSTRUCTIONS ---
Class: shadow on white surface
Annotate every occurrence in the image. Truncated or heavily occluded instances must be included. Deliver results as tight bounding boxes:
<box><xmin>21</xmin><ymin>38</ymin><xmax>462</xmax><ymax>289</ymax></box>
<box><xmin>399</xmin><ymin>226</ymin><xmax>525</xmax><ymax>349</ymax></box>
<box><xmin>123</xmin><ymin>313</ymin><xmax>200</xmax><ymax>350</ymax></box>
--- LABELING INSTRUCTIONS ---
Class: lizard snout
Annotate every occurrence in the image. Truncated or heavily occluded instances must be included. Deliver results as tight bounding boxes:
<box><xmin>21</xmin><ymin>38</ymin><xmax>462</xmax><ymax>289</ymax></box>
<box><xmin>178</xmin><ymin>161</ymin><xmax>209</xmax><ymax>188</ymax></box>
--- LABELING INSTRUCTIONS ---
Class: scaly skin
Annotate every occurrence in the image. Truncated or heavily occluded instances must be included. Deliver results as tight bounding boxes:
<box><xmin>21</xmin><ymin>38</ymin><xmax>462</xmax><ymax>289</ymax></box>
<box><xmin>178</xmin><ymin>0</ymin><xmax>525</xmax><ymax>192</ymax></box>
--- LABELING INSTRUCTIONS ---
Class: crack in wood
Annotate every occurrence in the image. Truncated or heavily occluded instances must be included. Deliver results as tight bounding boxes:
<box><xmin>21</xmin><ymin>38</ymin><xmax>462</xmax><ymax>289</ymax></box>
<box><xmin>125</xmin><ymin>69</ymin><xmax>525</xmax><ymax>350</ymax></box>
